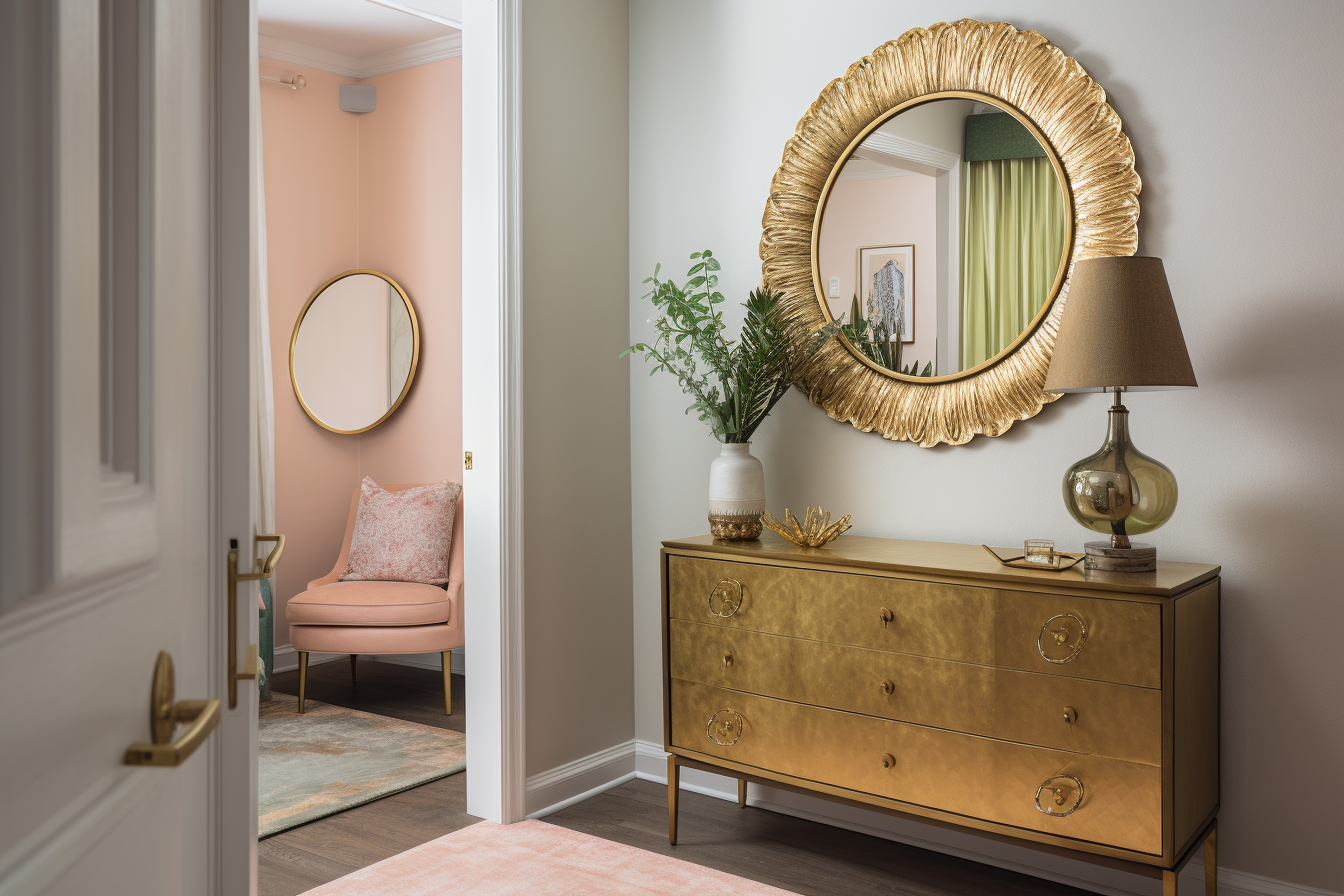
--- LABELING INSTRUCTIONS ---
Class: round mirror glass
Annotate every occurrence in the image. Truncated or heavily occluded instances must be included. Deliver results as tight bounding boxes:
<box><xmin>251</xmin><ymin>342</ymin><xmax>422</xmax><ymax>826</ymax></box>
<box><xmin>816</xmin><ymin>94</ymin><xmax>1071</xmax><ymax>380</ymax></box>
<box><xmin>289</xmin><ymin>270</ymin><xmax>419</xmax><ymax>433</ymax></box>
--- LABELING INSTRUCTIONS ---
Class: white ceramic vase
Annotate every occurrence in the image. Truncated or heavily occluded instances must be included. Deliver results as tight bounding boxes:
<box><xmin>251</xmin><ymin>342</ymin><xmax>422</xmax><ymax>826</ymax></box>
<box><xmin>707</xmin><ymin>442</ymin><xmax>765</xmax><ymax>540</ymax></box>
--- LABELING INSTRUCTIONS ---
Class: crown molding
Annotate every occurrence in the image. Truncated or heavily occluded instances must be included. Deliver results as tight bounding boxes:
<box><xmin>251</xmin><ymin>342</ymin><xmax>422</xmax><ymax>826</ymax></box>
<box><xmin>258</xmin><ymin>31</ymin><xmax>461</xmax><ymax>80</ymax></box>
<box><xmin>861</xmin><ymin>131</ymin><xmax>961</xmax><ymax>172</ymax></box>
<box><xmin>837</xmin><ymin>164</ymin><xmax>915</xmax><ymax>183</ymax></box>
<box><xmin>366</xmin><ymin>0</ymin><xmax>463</xmax><ymax>29</ymax></box>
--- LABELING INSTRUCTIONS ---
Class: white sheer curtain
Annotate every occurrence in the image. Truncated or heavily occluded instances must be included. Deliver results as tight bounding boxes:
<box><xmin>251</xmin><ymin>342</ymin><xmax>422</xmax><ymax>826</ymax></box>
<box><xmin>251</xmin><ymin>65</ymin><xmax>277</xmax><ymax>673</ymax></box>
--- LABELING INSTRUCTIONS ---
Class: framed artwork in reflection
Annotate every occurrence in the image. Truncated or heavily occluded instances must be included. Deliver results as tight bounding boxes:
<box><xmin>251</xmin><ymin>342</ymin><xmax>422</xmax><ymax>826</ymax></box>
<box><xmin>857</xmin><ymin>244</ymin><xmax>914</xmax><ymax>344</ymax></box>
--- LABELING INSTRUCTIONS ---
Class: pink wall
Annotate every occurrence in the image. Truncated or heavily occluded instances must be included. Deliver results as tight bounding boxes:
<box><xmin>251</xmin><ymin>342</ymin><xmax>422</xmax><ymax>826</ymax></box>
<box><xmin>818</xmin><ymin>173</ymin><xmax>939</xmax><ymax>372</ymax></box>
<box><xmin>260</xmin><ymin>58</ymin><xmax>462</xmax><ymax>646</ymax></box>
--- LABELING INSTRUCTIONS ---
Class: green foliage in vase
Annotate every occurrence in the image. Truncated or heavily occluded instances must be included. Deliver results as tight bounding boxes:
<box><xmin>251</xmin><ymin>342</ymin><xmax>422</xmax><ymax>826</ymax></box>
<box><xmin>620</xmin><ymin>251</ymin><xmax>801</xmax><ymax>443</ymax></box>
<box><xmin>813</xmin><ymin>295</ymin><xmax>933</xmax><ymax>377</ymax></box>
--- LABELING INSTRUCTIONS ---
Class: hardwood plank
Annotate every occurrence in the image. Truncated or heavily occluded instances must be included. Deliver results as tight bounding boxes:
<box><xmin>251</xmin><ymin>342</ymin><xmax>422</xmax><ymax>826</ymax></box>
<box><xmin>546</xmin><ymin>780</ymin><xmax>1094</xmax><ymax>896</ymax></box>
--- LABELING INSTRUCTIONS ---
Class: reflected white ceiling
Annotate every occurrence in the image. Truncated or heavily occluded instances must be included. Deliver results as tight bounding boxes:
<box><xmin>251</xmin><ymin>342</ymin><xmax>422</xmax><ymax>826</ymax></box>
<box><xmin>258</xmin><ymin>0</ymin><xmax>459</xmax><ymax>60</ymax></box>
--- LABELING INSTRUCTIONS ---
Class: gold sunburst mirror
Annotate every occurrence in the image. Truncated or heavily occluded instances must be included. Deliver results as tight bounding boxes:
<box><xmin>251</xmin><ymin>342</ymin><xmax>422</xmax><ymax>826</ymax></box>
<box><xmin>761</xmin><ymin>20</ymin><xmax>1140</xmax><ymax>446</ymax></box>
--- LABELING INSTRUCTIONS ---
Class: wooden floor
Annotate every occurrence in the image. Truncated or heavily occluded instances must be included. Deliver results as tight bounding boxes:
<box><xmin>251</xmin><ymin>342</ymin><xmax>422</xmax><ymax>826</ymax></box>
<box><xmin>261</xmin><ymin>660</ymin><xmax>1090</xmax><ymax>896</ymax></box>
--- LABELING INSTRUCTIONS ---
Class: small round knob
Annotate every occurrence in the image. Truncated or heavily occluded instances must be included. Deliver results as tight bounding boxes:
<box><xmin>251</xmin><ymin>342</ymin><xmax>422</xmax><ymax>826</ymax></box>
<box><xmin>879</xmin><ymin>607</ymin><xmax>894</xmax><ymax>627</ymax></box>
<box><xmin>881</xmin><ymin>753</ymin><xmax>896</xmax><ymax>769</ymax></box>
<box><xmin>880</xmin><ymin>679</ymin><xmax>895</xmax><ymax>696</ymax></box>
<box><xmin>1063</xmin><ymin>706</ymin><xmax>1077</xmax><ymax>725</ymax></box>
<box><xmin>723</xmin><ymin>653</ymin><xmax>733</xmax><ymax>667</ymax></box>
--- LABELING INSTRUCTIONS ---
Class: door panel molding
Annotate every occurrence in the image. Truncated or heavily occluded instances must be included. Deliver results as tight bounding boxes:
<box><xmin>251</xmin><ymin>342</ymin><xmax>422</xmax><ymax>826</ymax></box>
<box><xmin>0</xmin><ymin>565</ymin><xmax>154</xmax><ymax>649</ymax></box>
<box><xmin>0</xmin><ymin>768</ymin><xmax>153</xmax><ymax>896</ymax></box>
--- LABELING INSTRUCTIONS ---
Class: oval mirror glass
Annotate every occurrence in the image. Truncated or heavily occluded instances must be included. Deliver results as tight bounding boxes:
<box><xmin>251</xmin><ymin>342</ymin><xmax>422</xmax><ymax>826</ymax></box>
<box><xmin>816</xmin><ymin>95</ymin><xmax>1071</xmax><ymax>379</ymax></box>
<box><xmin>290</xmin><ymin>270</ymin><xmax>419</xmax><ymax>433</ymax></box>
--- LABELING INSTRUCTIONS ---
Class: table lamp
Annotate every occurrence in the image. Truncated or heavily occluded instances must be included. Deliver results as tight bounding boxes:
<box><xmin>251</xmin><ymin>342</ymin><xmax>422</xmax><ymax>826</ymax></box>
<box><xmin>1043</xmin><ymin>257</ymin><xmax>1197</xmax><ymax>572</ymax></box>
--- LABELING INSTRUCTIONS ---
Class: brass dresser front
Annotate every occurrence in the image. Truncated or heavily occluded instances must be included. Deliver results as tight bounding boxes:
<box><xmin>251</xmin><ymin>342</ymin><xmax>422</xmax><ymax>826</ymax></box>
<box><xmin>661</xmin><ymin>534</ymin><xmax>1220</xmax><ymax>874</ymax></box>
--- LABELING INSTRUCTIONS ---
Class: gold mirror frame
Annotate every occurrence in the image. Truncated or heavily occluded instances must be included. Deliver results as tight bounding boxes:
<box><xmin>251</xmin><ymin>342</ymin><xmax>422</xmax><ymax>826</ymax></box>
<box><xmin>289</xmin><ymin>269</ymin><xmax>421</xmax><ymax>435</ymax></box>
<box><xmin>761</xmin><ymin>20</ymin><xmax>1139</xmax><ymax>446</ymax></box>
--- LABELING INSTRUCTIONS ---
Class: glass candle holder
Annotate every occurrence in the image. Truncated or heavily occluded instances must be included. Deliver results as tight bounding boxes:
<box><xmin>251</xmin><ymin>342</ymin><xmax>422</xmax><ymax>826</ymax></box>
<box><xmin>1024</xmin><ymin>539</ymin><xmax>1057</xmax><ymax>567</ymax></box>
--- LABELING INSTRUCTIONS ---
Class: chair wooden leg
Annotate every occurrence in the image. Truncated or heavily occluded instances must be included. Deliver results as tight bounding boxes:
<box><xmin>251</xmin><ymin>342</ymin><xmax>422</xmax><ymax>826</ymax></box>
<box><xmin>1163</xmin><ymin>869</ymin><xmax>1178</xmax><ymax>896</ymax></box>
<box><xmin>668</xmin><ymin>756</ymin><xmax>680</xmax><ymax>845</ymax></box>
<box><xmin>1204</xmin><ymin>824</ymin><xmax>1218</xmax><ymax>895</ymax></box>
<box><xmin>350</xmin><ymin>654</ymin><xmax>358</xmax><ymax>685</ymax></box>
<box><xmin>442</xmin><ymin>651</ymin><xmax>452</xmax><ymax>715</ymax></box>
<box><xmin>297</xmin><ymin>652</ymin><xmax>309</xmax><ymax>714</ymax></box>
<box><xmin>738</xmin><ymin>778</ymin><xmax>747</xmax><ymax>808</ymax></box>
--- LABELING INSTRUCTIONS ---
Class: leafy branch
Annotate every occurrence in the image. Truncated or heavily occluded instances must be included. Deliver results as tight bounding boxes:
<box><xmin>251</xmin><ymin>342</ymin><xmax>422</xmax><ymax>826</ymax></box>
<box><xmin>621</xmin><ymin>251</ymin><xmax>804</xmax><ymax>443</ymax></box>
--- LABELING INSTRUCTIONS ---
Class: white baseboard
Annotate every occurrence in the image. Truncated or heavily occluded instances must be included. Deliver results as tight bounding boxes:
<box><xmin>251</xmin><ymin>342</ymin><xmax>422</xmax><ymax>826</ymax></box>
<box><xmin>271</xmin><ymin>644</ymin><xmax>464</xmax><ymax>676</ymax></box>
<box><xmin>525</xmin><ymin>739</ymin><xmax>637</xmax><ymax>818</ymax></box>
<box><xmin>630</xmin><ymin>741</ymin><xmax>1336</xmax><ymax>896</ymax></box>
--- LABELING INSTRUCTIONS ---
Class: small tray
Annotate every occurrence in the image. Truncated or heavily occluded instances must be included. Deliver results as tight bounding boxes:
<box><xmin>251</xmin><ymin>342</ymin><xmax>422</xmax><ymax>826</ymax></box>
<box><xmin>982</xmin><ymin>545</ymin><xmax>1085</xmax><ymax>571</ymax></box>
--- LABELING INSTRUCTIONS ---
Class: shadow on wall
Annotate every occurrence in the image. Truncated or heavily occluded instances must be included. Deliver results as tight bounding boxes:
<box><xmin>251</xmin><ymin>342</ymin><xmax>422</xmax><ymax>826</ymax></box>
<box><xmin>1195</xmin><ymin>294</ymin><xmax>1344</xmax><ymax>869</ymax></box>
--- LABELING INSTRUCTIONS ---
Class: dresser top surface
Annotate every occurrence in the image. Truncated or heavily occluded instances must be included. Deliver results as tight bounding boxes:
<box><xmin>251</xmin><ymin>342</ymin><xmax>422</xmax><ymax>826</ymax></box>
<box><xmin>663</xmin><ymin>532</ymin><xmax>1220</xmax><ymax>597</ymax></box>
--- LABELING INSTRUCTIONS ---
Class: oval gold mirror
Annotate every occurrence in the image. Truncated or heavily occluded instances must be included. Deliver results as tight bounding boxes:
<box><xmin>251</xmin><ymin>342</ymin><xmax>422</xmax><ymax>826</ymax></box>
<box><xmin>289</xmin><ymin>270</ymin><xmax>420</xmax><ymax>434</ymax></box>
<box><xmin>763</xmin><ymin>20</ymin><xmax>1140</xmax><ymax>446</ymax></box>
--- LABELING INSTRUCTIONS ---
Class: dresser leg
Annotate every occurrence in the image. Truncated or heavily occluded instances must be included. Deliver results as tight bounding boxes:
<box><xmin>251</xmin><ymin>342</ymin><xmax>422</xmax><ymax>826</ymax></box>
<box><xmin>1204</xmin><ymin>823</ymin><xmax>1218</xmax><ymax>895</ymax></box>
<box><xmin>1163</xmin><ymin>869</ymin><xmax>1178</xmax><ymax>896</ymax></box>
<box><xmin>667</xmin><ymin>757</ymin><xmax>680</xmax><ymax>845</ymax></box>
<box><xmin>738</xmin><ymin>778</ymin><xmax>747</xmax><ymax>808</ymax></box>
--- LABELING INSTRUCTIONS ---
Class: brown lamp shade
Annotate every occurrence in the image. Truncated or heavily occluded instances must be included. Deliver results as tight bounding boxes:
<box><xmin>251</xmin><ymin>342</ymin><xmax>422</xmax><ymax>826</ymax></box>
<box><xmin>1044</xmin><ymin>256</ymin><xmax>1197</xmax><ymax>393</ymax></box>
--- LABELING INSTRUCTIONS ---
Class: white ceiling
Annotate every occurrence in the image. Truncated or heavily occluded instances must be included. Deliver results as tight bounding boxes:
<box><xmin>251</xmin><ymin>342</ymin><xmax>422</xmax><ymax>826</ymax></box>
<box><xmin>258</xmin><ymin>0</ymin><xmax>459</xmax><ymax>60</ymax></box>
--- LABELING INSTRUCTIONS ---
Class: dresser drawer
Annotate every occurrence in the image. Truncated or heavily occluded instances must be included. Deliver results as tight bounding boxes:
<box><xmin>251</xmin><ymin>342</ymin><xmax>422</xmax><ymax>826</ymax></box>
<box><xmin>670</xmin><ymin>679</ymin><xmax>1161</xmax><ymax>855</ymax></box>
<box><xmin>669</xmin><ymin>620</ymin><xmax>1161</xmax><ymax>765</ymax></box>
<box><xmin>667</xmin><ymin>555</ymin><xmax>1161</xmax><ymax>688</ymax></box>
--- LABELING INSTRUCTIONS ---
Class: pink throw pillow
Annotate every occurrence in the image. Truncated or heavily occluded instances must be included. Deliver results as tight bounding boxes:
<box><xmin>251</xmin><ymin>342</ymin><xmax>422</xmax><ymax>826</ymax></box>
<box><xmin>339</xmin><ymin>478</ymin><xmax>461</xmax><ymax>585</ymax></box>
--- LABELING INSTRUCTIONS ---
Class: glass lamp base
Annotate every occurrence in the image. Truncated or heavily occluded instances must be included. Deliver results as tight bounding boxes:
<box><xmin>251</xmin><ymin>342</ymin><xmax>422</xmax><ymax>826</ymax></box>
<box><xmin>1084</xmin><ymin>540</ymin><xmax>1156</xmax><ymax>573</ymax></box>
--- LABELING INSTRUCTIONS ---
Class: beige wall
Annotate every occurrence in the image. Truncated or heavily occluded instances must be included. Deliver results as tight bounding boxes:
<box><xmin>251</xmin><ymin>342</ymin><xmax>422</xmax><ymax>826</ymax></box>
<box><xmin>819</xmin><ymin>173</ymin><xmax>939</xmax><ymax>369</ymax></box>
<box><xmin>261</xmin><ymin>58</ymin><xmax>462</xmax><ymax>646</ymax></box>
<box><xmin>630</xmin><ymin>1</ymin><xmax>1344</xmax><ymax>891</ymax></box>
<box><xmin>520</xmin><ymin>0</ymin><xmax>635</xmax><ymax>778</ymax></box>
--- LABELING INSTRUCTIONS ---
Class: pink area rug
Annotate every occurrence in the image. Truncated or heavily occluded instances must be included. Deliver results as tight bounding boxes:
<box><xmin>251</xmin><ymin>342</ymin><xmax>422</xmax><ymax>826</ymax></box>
<box><xmin>302</xmin><ymin>819</ymin><xmax>793</xmax><ymax>895</ymax></box>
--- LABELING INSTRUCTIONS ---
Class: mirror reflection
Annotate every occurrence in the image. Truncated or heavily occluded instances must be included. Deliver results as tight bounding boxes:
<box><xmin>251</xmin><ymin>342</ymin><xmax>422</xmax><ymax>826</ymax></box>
<box><xmin>817</xmin><ymin>97</ymin><xmax>1069</xmax><ymax>377</ymax></box>
<box><xmin>290</xmin><ymin>271</ymin><xmax>419</xmax><ymax>433</ymax></box>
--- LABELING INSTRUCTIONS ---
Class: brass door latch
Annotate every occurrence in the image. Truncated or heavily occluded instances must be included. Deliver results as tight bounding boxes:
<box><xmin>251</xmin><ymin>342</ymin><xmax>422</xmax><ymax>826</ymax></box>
<box><xmin>124</xmin><ymin>652</ymin><xmax>220</xmax><ymax>767</ymax></box>
<box><xmin>464</xmin><ymin>451</ymin><xmax>473</xmax><ymax>470</ymax></box>
<box><xmin>227</xmin><ymin>534</ymin><xmax>285</xmax><ymax>709</ymax></box>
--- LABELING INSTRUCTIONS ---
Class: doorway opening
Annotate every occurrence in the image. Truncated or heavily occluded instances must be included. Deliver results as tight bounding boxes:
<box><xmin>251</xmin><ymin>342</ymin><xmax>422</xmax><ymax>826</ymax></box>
<box><xmin>252</xmin><ymin>2</ymin><xmax>472</xmax><ymax>889</ymax></box>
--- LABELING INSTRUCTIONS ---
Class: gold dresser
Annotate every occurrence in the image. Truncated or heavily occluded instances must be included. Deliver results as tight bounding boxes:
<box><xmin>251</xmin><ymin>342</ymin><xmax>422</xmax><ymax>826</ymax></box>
<box><xmin>661</xmin><ymin>533</ymin><xmax>1220</xmax><ymax>894</ymax></box>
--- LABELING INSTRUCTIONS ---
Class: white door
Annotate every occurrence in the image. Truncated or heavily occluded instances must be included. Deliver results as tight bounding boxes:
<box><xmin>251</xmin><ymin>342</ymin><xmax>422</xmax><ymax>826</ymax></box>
<box><xmin>0</xmin><ymin>0</ymin><xmax>256</xmax><ymax>894</ymax></box>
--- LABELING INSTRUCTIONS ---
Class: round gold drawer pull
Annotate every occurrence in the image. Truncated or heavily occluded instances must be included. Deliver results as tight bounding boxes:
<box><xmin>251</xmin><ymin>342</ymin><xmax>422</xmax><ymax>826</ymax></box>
<box><xmin>723</xmin><ymin>653</ymin><xmax>733</xmax><ymax>667</ymax></box>
<box><xmin>879</xmin><ymin>607</ymin><xmax>894</xmax><ymax>627</ymax></box>
<box><xmin>880</xmin><ymin>679</ymin><xmax>895</xmax><ymax>696</ymax></box>
<box><xmin>1063</xmin><ymin>706</ymin><xmax>1077</xmax><ymax>725</ymax></box>
<box><xmin>708</xmin><ymin>579</ymin><xmax>744</xmax><ymax>618</ymax></box>
<box><xmin>707</xmin><ymin>709</ymin><xmax>744</xmax><ymax>746</ymax></box>
<box><xmin>1037</xmin><ymin>613</ymin><xmax>1087</xmax><ymax>664</ymax></box>
<box><xmin>881</xmin><ymin>753</ymin><xmax>896</xmax><ymax>769</ymax></box>
<box><xmin>1035</xmin><ymin>774</ymin><xmax>1084</xmax><ymax>816</ymax></box>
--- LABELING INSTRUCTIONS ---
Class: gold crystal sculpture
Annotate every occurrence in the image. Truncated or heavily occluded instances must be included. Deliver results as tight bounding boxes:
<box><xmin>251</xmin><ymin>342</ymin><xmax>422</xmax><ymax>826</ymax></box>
<box><xmin>761</xmin><ymin>507</ymin><xmax>852</xmax><ymax>548</ymax></box>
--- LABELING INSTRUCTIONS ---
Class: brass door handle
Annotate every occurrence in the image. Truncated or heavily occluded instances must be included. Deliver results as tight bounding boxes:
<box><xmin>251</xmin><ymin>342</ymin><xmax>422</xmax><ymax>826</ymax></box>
<box><xmin>879</xmin><ymin>607</ymin><xmax>894</xmax><ymax>627</ymax></box>
<box><xmin>124</xmin><ymin>652</ymin><xmax>221</xmax><ymax>767</ymax></box>
<box><xmin>228</xmin><ymin>534</ymin><xmax>285</xmax><ymax>708</ymax></box>
<box><xmin>881</xmin><ymin>753</ymin><xmax>896</xmax><ymax>769</ymax></box>
<box><xmin>880</xmin><ymin>679</ymin><xmax>895</xmax><ymax>696</ymax></box>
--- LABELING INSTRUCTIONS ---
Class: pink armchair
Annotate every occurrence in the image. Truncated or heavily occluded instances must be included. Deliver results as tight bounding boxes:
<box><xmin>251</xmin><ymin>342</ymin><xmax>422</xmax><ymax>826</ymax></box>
<box><xmin>285</xmin><ymin>483</ymin><xmax>464</xmax><ymax>714</ymax></box>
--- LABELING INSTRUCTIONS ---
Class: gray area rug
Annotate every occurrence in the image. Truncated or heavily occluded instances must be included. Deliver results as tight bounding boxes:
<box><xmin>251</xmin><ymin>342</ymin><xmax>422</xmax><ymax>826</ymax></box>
<box><xmin>259</xmin><ymin>692</ymin><xmax>466</xmax><ymax>838</ymax></box>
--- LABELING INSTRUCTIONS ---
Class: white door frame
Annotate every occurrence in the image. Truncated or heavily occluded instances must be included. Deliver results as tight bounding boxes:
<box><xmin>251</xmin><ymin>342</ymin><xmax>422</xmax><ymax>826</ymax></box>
<box><xmin>461</xmin><ymin>0</ymin><xmax>527</xmax><ymax>826</ymax></box>
<box><xmin>214</xmin><ymin>0</ymin><xmax>261</xmax><ymax>891</ymax></box>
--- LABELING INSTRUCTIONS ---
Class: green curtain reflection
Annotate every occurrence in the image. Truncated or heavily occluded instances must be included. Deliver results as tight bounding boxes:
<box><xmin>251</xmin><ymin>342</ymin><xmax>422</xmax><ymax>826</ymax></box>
<box><xmin>959</xmin><ymin>157</ymin><xmax>1066</xmax><ymax>370</ymax></box>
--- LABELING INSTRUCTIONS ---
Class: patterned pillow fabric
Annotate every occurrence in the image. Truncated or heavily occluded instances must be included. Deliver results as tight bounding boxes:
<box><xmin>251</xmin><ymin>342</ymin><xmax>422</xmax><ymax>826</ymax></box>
<box><xmin>339</xmin><ymin>478</ymin><xmax>461</xmax><ymax>585</ymax></box>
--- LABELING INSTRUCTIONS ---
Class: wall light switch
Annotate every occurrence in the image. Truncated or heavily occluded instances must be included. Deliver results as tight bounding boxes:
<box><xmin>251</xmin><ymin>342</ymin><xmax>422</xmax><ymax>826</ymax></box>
<box><xmin>828</xmin><ymin>277</ymin><xmax>840</xmax><ymax>298</ymax></box>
